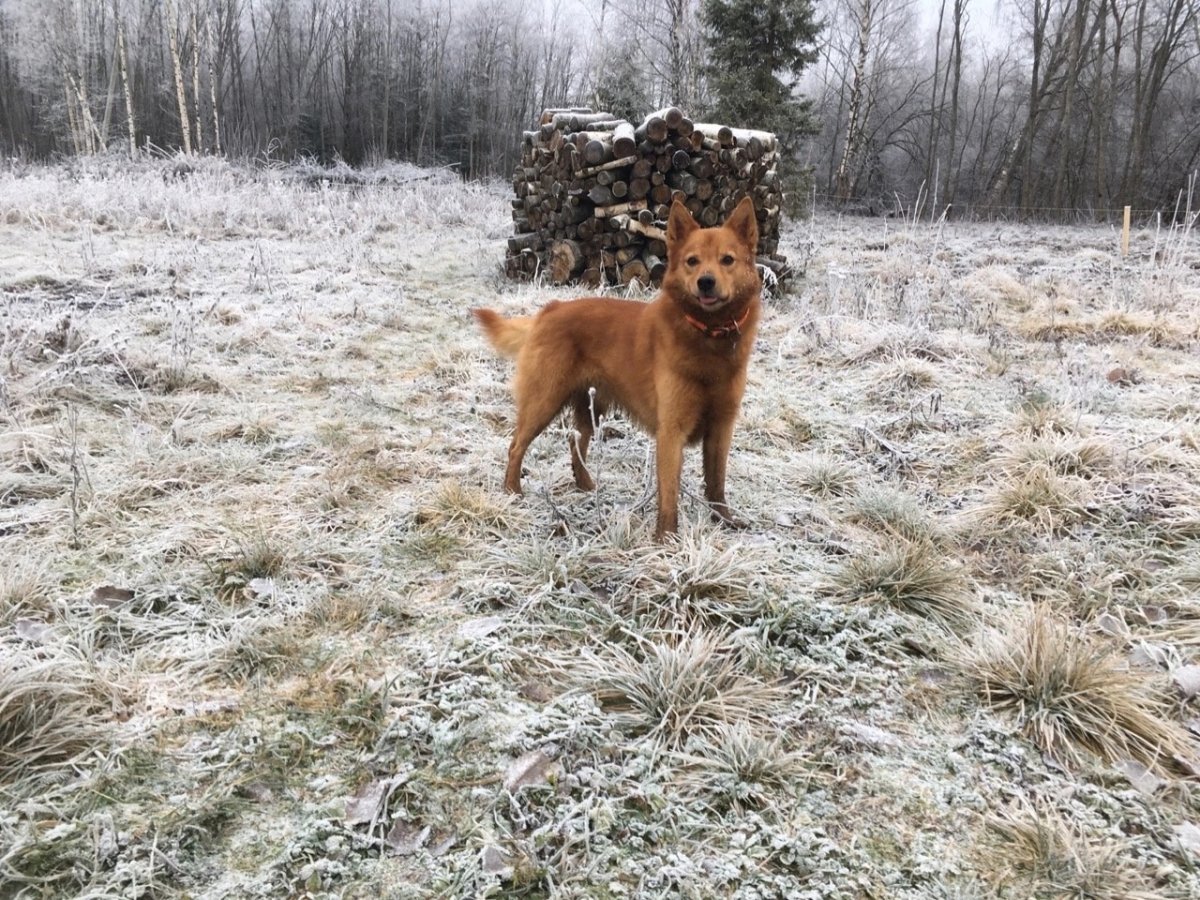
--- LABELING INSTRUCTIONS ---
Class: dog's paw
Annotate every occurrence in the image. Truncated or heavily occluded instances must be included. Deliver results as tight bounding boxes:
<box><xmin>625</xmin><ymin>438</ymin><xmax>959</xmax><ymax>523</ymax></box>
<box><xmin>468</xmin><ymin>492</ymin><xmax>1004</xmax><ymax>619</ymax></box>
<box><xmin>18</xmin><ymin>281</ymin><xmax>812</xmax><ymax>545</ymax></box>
<box><xmin>710</xmin><ymin>507</ymin><xmax>747</xmax><ymax>530</ymax></box>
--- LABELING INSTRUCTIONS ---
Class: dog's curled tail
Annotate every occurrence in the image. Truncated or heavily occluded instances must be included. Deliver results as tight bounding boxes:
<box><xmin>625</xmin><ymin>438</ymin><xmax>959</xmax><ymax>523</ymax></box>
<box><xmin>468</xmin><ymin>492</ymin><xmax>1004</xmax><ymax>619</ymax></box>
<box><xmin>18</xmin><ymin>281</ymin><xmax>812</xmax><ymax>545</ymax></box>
<box><xmin>473</xmin><ymin>308</ymin><xmax>532</xmax><ymax>359</ymax></box>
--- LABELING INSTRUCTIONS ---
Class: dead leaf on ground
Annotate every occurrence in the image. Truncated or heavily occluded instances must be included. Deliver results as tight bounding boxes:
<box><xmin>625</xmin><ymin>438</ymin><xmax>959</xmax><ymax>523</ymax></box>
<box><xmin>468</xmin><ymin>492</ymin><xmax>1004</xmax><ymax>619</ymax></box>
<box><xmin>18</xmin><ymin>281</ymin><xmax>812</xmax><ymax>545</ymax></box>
<box><xmin>841</xmin><ymin>721</ymin><xmax>902</xmax><ymax>749</ymax></box>
<box><xmin>1139</xmin><ymin>606</ymin><xmax>1168</xmax><ymax>625</ymax></box>
<box><xmin>457</xmin><ymin>616</ymin><xmax>505</xmax><ymax>640</ymax></box>
<box><xmin>1175</xmin><ymin>822</ymin><xmax>1200</xmax><ymax>857</ymax></box>
<box><xmin>1174</xmin><ymin>665</ymin><xmax>1200</xmax><ymax>698</ymax></box>
<box><xmin>1115</xmin><ymin>759</ymin><xmax>1163</xmax><ymax>796</ymax></box>
<box><xmin>428</xmin><ymin>828</ymin><xmax>457</xmax><ymax>857</ymax></box>
<box><xmin>1129</xmin><ymin>644</ymin><xmax>1170</xmax><ymax>669</ymax></box>
<box><xmin>235</xmin><ymin>781</ymin><xmax>275</xmax><ymax>803</ymax></box>
<box><xmin>90</xmin><ymin>585</ymin><xmax>135</xmax><ymax>607</ymax></box>
<box><xmin>14</xmin><ymin>618</ymin><xmax>53</xmax><ymax>643</ymax></box>
<box><xmin>481</xmin><ymin>845</ymin><xmax>512</xmax><ymax>878</ymax></box>
<box><xmin>385</xmin><ymin>820</ymin><xmax>430</xmax><ymax>855</ymax></box>
<box><xmin>1106</xmin><ymin>366</ymin><xmax>1137</xmax><ymax>386</ymax></box>
<box><xmin>1096</xmin><ymin>611</ymin><xmax>1129</xmax><ymax>639</ymax></box>
<box><xmin>519</xmin><ymin>680</ymin><xmax>555</xmax><ymax>703</ymax></box>
<box><xmin>503</xmin><ymin>749</ymin><xmax>558</xmax><ymax>793</ymax></box>
<box><xmin>344</xmin><ymin>776</ymin><xmax>404</xmax><ymax>826</ymax></box>
<box><xmin>246</xmin><ymin>578</ymin><xmax>276</xmax><ymax>600</ymax></box>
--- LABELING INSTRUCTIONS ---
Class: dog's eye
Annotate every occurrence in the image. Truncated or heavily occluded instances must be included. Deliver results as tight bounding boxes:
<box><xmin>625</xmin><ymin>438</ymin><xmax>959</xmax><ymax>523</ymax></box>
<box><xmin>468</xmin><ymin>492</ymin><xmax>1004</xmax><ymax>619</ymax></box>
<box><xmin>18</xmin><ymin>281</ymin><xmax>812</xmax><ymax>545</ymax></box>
<box><xmin>686</xmin><ymin>256</ymin><xmax>700</xmax><ymax>267</ymax></box>
<box><xmin>721</xmin><ymin>254</ymin><xmax>735</xmax><ymax>266</ymax></box>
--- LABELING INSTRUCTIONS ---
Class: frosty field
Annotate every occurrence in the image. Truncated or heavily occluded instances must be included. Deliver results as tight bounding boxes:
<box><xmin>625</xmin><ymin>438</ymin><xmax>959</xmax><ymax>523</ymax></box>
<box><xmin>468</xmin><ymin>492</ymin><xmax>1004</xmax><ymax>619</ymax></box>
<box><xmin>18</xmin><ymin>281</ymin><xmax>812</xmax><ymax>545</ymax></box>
<box><xmin>2</xmin><ymin>156</ymin><xmax>1200</xmax><ymax>898</ymax></box>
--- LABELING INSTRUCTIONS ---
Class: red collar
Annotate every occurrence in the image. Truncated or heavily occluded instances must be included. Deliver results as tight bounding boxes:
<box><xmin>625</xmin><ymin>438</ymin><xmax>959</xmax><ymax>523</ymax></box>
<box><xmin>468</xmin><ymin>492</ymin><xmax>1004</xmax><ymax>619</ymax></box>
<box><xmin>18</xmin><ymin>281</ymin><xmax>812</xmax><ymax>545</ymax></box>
<box><xmin>684</xmin><ymin>305</ymin><xmax>752</xmax><ymax>339</ymax></box>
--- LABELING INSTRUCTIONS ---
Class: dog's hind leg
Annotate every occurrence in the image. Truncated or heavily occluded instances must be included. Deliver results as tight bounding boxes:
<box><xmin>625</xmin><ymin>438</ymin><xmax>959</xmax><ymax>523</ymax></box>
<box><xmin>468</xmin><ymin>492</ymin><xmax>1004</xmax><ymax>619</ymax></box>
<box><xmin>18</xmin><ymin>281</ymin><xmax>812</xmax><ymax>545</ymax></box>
<box><xmin>505</xmin><ymin>382</ymin><xmax>572</xmax><ymax>495</ymax></box>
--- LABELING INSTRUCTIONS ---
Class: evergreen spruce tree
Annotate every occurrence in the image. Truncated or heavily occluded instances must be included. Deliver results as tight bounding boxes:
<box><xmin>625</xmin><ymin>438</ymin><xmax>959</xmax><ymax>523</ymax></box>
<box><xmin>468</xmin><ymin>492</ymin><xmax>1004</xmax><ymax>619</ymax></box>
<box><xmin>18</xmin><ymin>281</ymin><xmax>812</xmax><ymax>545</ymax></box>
<box><xmin>701</xmin><ymin>0</ymin><xmax>821</xmax><ymax>151</ymax></box>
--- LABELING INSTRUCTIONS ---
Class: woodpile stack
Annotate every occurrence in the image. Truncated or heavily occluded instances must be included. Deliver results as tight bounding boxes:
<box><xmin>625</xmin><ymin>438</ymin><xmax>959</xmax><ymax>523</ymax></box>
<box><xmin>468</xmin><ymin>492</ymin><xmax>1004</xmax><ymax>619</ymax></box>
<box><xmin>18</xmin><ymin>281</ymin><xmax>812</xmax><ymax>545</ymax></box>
<box><xmin>506</xmin><ymin>106</ymin><xmax>790</xmax><ymax>288</ymax></box>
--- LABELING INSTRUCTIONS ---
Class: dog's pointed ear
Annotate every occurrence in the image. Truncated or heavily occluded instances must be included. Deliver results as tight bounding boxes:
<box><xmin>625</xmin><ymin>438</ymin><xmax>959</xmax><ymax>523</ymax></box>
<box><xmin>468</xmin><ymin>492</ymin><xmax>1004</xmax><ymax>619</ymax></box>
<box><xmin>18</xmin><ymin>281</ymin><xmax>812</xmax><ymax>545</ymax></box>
<box><xmin>667</xmin><ymin>198</ymin><xmax>699</xmax><ymax>246</ymax></box>
<box><xmin>725</xmin><ymin>197</ymin><xmax>759</xmax><ymax>253</ymax></box>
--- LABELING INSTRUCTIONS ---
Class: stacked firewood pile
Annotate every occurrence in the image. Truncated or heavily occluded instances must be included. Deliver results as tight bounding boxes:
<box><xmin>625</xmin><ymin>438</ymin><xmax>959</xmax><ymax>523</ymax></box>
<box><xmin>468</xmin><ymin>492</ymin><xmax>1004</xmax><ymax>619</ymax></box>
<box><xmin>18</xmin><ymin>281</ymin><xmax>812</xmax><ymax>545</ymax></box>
<box><xmin>506</xmin><ymin>106</ymin><xmax>790</xmax><ymax>288</ymax></box>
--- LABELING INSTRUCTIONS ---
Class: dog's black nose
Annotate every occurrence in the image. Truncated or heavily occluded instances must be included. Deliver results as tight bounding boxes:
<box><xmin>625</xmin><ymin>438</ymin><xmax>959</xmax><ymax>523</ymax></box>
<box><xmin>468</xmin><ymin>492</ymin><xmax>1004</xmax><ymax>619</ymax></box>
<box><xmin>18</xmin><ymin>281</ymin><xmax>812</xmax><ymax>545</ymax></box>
<box><xmin>697</xmin><ymin>274</ymin><xmax>716</xmax><ymax>294</ymax></box>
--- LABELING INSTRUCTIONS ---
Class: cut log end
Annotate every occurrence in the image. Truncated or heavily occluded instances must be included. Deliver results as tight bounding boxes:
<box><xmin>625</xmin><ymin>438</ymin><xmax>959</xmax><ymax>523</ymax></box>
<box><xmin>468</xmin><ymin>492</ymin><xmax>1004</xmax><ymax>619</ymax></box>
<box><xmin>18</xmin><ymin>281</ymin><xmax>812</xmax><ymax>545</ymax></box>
<box><xmin>549</xmin><ymin>239</ymin><xmax>584</xmax><ymax>285</ymax></box>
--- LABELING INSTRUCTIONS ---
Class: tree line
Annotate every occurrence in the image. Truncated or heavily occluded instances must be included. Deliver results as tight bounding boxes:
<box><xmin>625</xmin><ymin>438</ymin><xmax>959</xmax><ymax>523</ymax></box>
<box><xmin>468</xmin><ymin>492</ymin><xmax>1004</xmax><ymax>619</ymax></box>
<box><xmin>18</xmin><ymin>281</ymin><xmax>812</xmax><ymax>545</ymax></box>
<box><xmin>1</xmin><ymin>0</ymin><xmax>1198</xmax><ymax>218</ymax></box>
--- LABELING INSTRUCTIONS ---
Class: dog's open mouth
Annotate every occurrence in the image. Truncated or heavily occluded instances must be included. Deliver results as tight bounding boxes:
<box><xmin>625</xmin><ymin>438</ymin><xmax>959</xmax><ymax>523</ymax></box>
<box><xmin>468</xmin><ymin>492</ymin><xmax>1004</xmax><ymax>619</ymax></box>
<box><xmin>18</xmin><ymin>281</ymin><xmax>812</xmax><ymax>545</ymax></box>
<box><xmin>696</xmin><ymin>291</ymin><xmax>724</xmax><ymax>308</ymax></box>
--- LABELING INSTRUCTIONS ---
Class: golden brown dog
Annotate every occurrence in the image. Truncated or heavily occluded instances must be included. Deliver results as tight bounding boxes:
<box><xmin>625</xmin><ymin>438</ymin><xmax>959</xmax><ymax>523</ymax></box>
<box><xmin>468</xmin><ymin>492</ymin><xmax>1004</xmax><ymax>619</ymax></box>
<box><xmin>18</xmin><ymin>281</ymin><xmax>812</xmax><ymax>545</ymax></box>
<box><xmin>474</xmin><ymin>196</ymin><xmax>761</xmax><ymax>540</ymax></box>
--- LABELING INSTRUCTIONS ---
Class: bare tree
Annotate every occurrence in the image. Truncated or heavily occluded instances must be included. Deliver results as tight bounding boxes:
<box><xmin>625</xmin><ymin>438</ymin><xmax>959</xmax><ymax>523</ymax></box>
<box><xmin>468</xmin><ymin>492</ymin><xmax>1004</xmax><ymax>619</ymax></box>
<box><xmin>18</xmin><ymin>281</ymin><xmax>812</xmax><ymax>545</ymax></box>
<box><xmin>165</xmin><ymin>0</ymin><xmax>192</xmax><ymax>153</ymax></box>
<box><xmin>835</xmin><ymin>0</ymin><xmax>875</xmax><ymax>201</ymax></box>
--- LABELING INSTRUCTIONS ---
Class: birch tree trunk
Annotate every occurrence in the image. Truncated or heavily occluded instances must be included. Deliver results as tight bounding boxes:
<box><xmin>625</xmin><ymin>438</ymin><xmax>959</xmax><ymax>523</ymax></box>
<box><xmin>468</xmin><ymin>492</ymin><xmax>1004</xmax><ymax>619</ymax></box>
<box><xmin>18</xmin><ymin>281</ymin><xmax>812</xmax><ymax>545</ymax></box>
<box><xmin>206</xmin><ymin>5</ymin><xmax>221</xmax><ymax>154</ymax></box>
<box><xmin>190</xmin><ymin>9</ymin><xmax>203</xmax><ymax>152</ymax></box>
<box><xmin>165</xmin><ymin>0</ymin><xmax>193</xmax><ymax>153</ymax></box>
<box><xmin>836</xmin><ymin>0</ymin><xmax>874</xmax><ymax>202</ymax></box>
<box><xmin>924</xmin><ymin>0</ymin><xmax>947</xmax><ymax>194</ymax></box>
<box><xmin>117</xmin><ymin>17</ymin><xmax>136</xmax><ymax>157</ymax></box>
<box><xmin>941</xmin><ymin>0</ymin><xmax>967</xmax><ymax>207</ymax></box>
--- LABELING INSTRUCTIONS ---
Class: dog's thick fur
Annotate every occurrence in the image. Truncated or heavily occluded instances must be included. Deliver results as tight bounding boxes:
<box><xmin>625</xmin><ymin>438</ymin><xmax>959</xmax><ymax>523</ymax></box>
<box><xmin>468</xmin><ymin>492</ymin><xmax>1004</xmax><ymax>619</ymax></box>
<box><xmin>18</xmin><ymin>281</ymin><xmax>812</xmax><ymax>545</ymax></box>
<box><xmin>474</xmin><ymin>197</ymin><xmax>761</xmax><ymax>540</ymax></box>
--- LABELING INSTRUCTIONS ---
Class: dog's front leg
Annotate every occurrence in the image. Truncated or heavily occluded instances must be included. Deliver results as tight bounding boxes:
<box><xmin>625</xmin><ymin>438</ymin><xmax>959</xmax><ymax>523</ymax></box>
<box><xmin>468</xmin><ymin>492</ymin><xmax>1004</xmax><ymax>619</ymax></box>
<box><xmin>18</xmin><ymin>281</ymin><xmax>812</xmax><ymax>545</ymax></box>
<box><xmin>654</xmin><ymin>428</ymin><xmax>686</xmax><ymax>541</ymax></box>
<box><xmin>703</xmin><ymin>417</ymin><xmax>743</xmax><ymax>529</ymax></box>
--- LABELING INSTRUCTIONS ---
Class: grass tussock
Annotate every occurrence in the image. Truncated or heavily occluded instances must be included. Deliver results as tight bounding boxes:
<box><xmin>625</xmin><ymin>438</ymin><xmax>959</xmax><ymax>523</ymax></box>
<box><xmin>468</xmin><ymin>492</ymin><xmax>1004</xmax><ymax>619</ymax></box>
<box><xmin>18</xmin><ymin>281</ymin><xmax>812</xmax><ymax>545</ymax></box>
<box><xmin>831</xmin><ymin>538</ymin><xmax>974</xmax><ymax>631</ymax></box>
<box><xmin>877</xmin><ymin>358</ymin><xmax>938</xmax><ymax>397</ymax></box>
<box><xmin>847</xmin><ymin>487</ymin><xmax>943</xmax><ymax>544</ymax></box>
<box><xmin>632</xmin><ymin>529</ymin><xmax>772</xmax><ymax>625</ymax></box>
<box><xmin>998</xmin><ymin>436</ymin><xmax>1112</xmax><ymax>480</ymax></box>
<box><xmin>579</xmin><ymin>629</ymin><xmax>786</xmax><ymax>749</ymax></box>
<box><xmin>797</xmin><ymin>456</ymin><xmax>857</xmax><ymax>498</ymax></box>
<box><xmin>1014</xmin><ymin>394</ymin><xmax>1079</xmax><ymax>437</ymax></box>
<box><xmin>959</xmin><ymin>609</ymin><xmax>1196</xmax><ymax>771</ymax></box>
<box><xmin>0</xmin><ymin>564</ymin><xmax>54</xmax><ymax>624</ymax></box>
<box><xmin>974</xmin><ymin>463</ymin><xmax>1091</xmax><ymax>535</ymax></box>
<box><xmin>210</xmin><ymin>530</ymin><xmax>289</xmax><ymax>602</ymax></box>
<box><xmin>673</xmin><ymin>723</ymin><xmax>813</xmax><ymax>813</ymax></box>
<box><xmin>414</xmin><ymin>479</ymin><xmax>521</xmax><ymax>531</ymax></box>
<box><xmin>1021</xmin><ymin>309</ymin><xmax>1179</xmax><ymax>345</ymax></box>
<box><xmin>1</xmin><ymin>652</ymin><xmax>112</xmax><ymax>780</ymax></box>
<box><xmin>986</xmin><ymin>804</ymin><xmax>1170</xmax><ymax>900</ymax></box>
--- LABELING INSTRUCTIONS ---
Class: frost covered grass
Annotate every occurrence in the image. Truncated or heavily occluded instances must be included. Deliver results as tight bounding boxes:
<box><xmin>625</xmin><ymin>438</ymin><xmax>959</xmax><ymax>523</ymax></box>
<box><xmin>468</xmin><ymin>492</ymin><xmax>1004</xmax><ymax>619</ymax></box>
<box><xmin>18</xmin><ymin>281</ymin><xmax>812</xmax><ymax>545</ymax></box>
<box><xmin>959</xmin><ymin>609</ymin><xmax>1196</xmax><ymax>771</ymax></box>
<box><xmin>2</xmin><ymin>155</ymin><xmax>1199</xmax><ymax>897</ymax></box>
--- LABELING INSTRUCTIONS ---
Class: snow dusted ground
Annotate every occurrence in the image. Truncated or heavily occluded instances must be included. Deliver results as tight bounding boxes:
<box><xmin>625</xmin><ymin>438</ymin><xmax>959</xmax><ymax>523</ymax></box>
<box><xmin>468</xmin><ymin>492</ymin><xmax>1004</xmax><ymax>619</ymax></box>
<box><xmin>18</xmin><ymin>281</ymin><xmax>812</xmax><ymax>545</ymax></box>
<box><xmin>2</xmin><ymin>155</ymin><xmax>1200</xmax><ymax>898</ymax></box>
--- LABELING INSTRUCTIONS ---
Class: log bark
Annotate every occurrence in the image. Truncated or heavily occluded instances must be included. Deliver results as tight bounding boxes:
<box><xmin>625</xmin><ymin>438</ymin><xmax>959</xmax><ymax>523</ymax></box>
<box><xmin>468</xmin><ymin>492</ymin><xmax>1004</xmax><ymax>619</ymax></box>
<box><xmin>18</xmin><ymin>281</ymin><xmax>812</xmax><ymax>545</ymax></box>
<box><xmin>636</xmin><ymin>114</ymin><xmax>669</xmax><ymax>143</ymax></box>
<box><xmin>612</xmin><ymin>122</ymin><xmax>636</xmax><ymax>157</ymax></box>
<box><xmin>594</xmin><ymin>199</ymin><xmax>648</xmax><ymax>218</ymax></box>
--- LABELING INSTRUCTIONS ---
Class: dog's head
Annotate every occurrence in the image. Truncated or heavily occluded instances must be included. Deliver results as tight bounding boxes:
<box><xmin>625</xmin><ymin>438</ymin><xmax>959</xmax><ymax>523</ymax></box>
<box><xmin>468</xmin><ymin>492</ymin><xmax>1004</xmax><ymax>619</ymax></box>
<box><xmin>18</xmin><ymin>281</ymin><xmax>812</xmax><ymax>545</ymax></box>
<box><xmin>663</xmin><ymin>197</ymin><xmax>760</xmax><ymax>315</ymax></box>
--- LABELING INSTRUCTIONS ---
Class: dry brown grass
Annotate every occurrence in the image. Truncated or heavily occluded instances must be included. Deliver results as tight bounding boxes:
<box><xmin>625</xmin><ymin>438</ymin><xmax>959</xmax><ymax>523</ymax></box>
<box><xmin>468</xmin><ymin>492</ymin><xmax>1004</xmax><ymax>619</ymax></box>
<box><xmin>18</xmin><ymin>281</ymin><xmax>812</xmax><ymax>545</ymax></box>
<box><xmin>831</xmin><ymin>537</ymin><xmax>975</xmax><ymax>631</ymax></box>
<box><xmin>1020</xmin><ymin>309</ymin><xmax>1181</xmax><ymax>345</ymax></box>
<box><xmin>973</xmin><ymin>463</ymin><xmax>1092</xmax><ymax>535</ymax></box>
<box><xmin>672</xmin><ymin>723</ymin><xmax>813</xmax><ymax>813</ymax></box>
<box><xmin>627</xmin><ymin>529</ymin><xmax>774</xmax><ymax>627</ymax></box>
<box><xmin>0</xmin><ymin>563</ymin><xmax>53</xmax><ymax>624</ymax></box>
<box><xmin>414</xmin><ymin>479</ymin><xmax>522</xmax><ymax>531</ymax></box>
<box><xmin>847</xmin><ymin>486</ymin><xmax>943</xmax><ymax>544</ymax></box>
<box><xmin>985</xmin><ymin>804</ymin><xmax>1170</xmax><ymax>900</ymax></box>
<box><xmin>959</xmin><ymin>609</ymin><xmax>1196</xmax><ymax>771</ymax></box>
<box><xmin>0</xmin><ymin>652</ymin><xmax>114</xmax><ymax>780</ymax></box>
<box><xmin>998</xmin><ymin>436</ymin><xmax>1113</xmax><ymax>480</ymax></box>
<box><xmin>577</xmin><ymin>629</ymin><xmax>787</xmax><ymax>749</ymax></box>
<box><xmin>797</xmin><ymin>455</ymin><xmax>857</xmax><ymax>498</ymax></box>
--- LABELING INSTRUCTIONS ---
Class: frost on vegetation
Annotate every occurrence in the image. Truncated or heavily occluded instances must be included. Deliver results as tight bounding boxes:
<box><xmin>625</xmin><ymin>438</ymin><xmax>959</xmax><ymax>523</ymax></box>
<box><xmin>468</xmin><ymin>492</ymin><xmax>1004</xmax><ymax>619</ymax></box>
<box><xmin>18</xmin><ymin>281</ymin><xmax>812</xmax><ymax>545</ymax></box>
<box><xmin>3</xmin><ymin>163</ymin><xmax>1200</xmax><ymax>897</ymax></box>
<box><xmin>958</xmin><ymin>609</ymin><xmax>1197</xmax><ymax>772</ymax></box>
